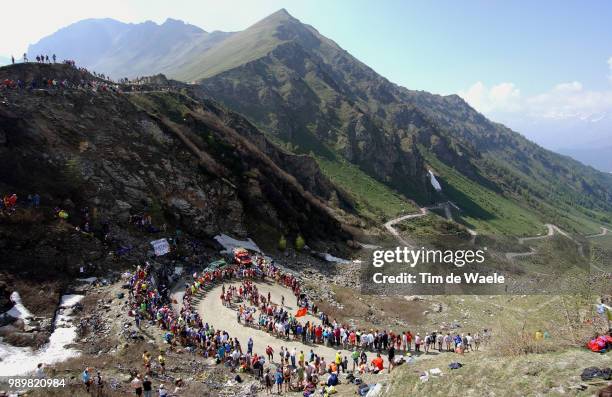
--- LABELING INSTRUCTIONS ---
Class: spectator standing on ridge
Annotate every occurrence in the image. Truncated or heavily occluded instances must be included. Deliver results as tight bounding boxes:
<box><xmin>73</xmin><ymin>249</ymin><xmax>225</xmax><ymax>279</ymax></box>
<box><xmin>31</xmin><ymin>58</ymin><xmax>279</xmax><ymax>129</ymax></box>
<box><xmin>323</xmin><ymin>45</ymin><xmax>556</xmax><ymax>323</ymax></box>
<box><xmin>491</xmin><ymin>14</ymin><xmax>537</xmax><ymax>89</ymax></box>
<box><xmin>35</xmin><ymin>363</ymin><xmax>44</xmax><ymax>378</ymax></box>
<box><xmin>274</xmin><ymin>367</ymin><xmax>283</xmax><ymax>395</ymax></box>
<box><xmin>142</xmin><ymin>376</ymin><xmax>152</xmax><ymax>397</ymax></box>
<box><xmin>95</xmin><ymin>371</ymin><xmax>103</xmax><ymax>397</ymax></box>
<box><xmin>158</xmin><ymin>351</ymin><xmax>166</xmax><ymax>375</ymax></box>
<box><xmin>131</xmin><ymin>374</ymin><xmax>143</xmax><ymax>396</ymax></box>
<box><xmin>82</xmin><ymin>367</ymin><xmax>92</xmax><ymax>393</ymax></box>
<box><xmin>23</xmin><ymin>53</ymin><xmax>27</xmax><ymax>62</ymax></box>
<box><xmin>264</xmin><ymin>368</ymin><xmax>273</xmax><ymax>394</ymax></box>
<box><xmin>52</xmin><ymin>54</ymin><xmax>56</xmax><ymax>63</ymax></box>
<box><xmin>11</xmin><ymin>55</ymin><xmax>14</xmax><ymax>64</ymax></box>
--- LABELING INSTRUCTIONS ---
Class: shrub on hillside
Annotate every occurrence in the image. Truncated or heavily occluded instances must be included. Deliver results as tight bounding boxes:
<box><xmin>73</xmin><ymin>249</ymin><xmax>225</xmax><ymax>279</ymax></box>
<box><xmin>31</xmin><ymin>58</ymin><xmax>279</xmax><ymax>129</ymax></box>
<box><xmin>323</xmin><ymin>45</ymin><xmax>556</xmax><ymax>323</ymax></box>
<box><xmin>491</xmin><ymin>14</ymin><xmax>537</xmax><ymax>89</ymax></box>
<box><xmin>295</xmin><ymin>234</ymin><xmax>305</xmax><ymax>251</ymax></box>
<box><xmin>491</xmin><ymin>323</ymin><xmax>562</xmax><ymax>356</ymax></box>
<box><xmin>278</xmin><ymin>235</ymin><xmax>287</xmax><ymax>251</ymax></box>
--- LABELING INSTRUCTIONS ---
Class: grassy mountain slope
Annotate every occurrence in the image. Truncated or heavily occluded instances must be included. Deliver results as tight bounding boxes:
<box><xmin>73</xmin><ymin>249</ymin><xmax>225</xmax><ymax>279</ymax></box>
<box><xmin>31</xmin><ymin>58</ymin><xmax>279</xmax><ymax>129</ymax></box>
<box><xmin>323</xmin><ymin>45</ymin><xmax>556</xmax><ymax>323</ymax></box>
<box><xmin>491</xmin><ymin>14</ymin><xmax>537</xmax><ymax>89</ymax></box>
<box><xmin>174</xmin><ymin>11</ymin><xmax>290</xmax><ymax>81</ymax></box>
<box><xmin>185</xmin><ymin>10</ymin><xmax>612</xmax><ymax>235</ymax></box>
<box><xmin>190</xmin><ymin>11</ymin><xmax>434</xmax><ymax>204</ymax></box>
<box><xmin>404</xmin><ymin>91</ymin><xmax>612</xmax><ymax>219</ymax></box>
<box><xmin>315</xmin><ymin>156</ymin><xmax>418</xmax><ymax>219</ymax></box>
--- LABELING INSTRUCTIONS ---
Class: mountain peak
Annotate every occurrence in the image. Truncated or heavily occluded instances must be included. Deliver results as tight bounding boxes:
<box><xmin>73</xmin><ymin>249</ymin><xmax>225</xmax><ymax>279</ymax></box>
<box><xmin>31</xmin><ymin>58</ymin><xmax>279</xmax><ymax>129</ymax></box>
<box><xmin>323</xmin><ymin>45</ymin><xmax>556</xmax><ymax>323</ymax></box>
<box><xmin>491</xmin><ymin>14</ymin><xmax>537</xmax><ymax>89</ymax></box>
<box><xmin>163</xmin><ymin>17</ymin><xmax>185</xmax><ymax>25</ymax></box>
<box><xmin>254</xmin><ymin>8</ymin><xmax>299</xmax><ymax>27</ymax></box>
<box><xmin>271</xmin><ymin>8</ymin><xmax>293</xmax><ymax>18</ymax></box>
<box><xmin>161</xmin><ymin>18</ymin><xmax>206</xmax><ymax>33</ymax></box>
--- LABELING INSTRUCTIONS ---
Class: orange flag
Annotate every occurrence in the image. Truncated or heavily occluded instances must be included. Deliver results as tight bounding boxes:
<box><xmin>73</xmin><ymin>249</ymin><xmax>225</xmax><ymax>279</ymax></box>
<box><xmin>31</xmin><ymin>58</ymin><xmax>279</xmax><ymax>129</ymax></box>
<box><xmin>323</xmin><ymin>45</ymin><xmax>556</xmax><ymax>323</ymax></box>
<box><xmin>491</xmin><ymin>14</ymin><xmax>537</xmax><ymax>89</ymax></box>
<box><xmin>296</xmin><ymin>307</ymin><xmax>307</xmax><ymax>317</ymax></box>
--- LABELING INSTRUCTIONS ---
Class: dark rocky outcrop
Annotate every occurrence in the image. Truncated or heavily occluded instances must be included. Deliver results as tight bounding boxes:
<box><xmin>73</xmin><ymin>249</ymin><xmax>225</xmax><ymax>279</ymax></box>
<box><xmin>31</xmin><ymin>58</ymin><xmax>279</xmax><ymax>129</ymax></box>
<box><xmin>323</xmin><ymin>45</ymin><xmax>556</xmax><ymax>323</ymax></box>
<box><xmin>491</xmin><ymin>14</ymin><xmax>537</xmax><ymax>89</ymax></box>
<box><xmin>0</xmin><ymin>64</ymin><xmax>354</xmax><ymax>282</ymax></box>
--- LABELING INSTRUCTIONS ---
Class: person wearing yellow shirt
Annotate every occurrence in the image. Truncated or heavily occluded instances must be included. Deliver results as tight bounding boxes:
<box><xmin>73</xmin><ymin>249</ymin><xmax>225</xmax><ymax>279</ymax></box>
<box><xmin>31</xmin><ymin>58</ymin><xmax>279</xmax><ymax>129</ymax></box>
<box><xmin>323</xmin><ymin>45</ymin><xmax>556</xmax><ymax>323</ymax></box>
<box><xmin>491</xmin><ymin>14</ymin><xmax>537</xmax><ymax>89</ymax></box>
<box><xmin>142</xmin><ymin>351</ymin><xmax>152</xmax><ymax>375</ymax></box>
<box><xmin>534</xmin><ymin>330</ymin><xmax>543</xmax><ymax>341</ymax></box>
<box><xmin>158</xmin><ymin>353</ymin><xmax>166</xmax><ymax>375</ymax></box>
<box><xmin>334</xmin><ymin>351</ymin><xmax>342</xmax><ymax>374</ymax></box>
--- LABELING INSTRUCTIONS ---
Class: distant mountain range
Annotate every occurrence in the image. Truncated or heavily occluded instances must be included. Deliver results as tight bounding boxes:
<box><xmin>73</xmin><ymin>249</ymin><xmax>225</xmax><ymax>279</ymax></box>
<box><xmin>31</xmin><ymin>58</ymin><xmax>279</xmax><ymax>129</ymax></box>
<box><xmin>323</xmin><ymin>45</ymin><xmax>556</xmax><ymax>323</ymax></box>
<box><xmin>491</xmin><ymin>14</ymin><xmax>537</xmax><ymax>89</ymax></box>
<box><xmin>28</xmin><ymin>18</ymin><xmax>232</xmax><ymax>79</ymax></box>
<box><xmin>27</xmin><ymin>9</ymin><xmax>612</xmax><ymax>234</ymax></box>
<box><xmin>558</xmin><ymin>146</ymin><xmax>612</xmax><ymax>173</ymax></box>
<box><xmin>495</xmin><ymin>112</ymin><xmax>612</xmax><ymax>173</ymax></box>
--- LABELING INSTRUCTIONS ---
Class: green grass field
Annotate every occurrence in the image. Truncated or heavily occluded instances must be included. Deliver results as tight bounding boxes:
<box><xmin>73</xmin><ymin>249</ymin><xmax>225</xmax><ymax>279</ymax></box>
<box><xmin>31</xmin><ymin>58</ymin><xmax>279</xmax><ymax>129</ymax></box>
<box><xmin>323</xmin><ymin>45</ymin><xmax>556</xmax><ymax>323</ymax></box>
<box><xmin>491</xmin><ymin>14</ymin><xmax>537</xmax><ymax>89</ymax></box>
<box><xmin>588</xmin><ymin>233</ymin><xmax>612</xmax><ymax>249</ymax></box>
<box><xmin>422</xmin><ymin>148</ymin><xmax>612</xmax><ymax>237</ymax></box>
<box><xmin>385</xmin><ymin>290</ymin><xmax>608</xmax><ymax>396</ymax></box>
<box><xmin>315</xmin><ymin>156</ymin><xmax>418</xmax><ymax>220</ymax></box>
<box><xmin>386</xmin><ymin>348</ymin><xmax>610</xmax><ymax>397</ymax></box>
<box><xmin>425</xmin><ymin>154</ymin><xmax>544</xmax><ymax>236</ymax></box>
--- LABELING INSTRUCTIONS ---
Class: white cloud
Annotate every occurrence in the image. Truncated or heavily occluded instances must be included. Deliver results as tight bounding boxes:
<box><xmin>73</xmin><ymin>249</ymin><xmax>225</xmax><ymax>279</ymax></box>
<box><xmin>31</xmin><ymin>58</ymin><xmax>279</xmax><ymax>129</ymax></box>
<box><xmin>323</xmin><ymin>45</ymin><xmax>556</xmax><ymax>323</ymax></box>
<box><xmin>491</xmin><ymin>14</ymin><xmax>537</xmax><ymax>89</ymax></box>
<box><xmin>458</xmin><ymin>59</ymin><xmax>612</xmax><ymax>156</ymax></box>
<box><xmin>459</xmin><ymin>81</ymin><xmax>521</xmax><ymax>113</ymax></box>
<box><xmin>459</xmin><ymin>59</ymin><xmax>612</xmax><ymax>123</ymax></box>
<box><xmin>552</xmin><ymin>81</ymin><xmax>582</xmax><ymax>92</ymax></box>
<box><xmin>526</xmin><ymin>82</ymin><xmax>612</xmax><ymax>120</ymax></box>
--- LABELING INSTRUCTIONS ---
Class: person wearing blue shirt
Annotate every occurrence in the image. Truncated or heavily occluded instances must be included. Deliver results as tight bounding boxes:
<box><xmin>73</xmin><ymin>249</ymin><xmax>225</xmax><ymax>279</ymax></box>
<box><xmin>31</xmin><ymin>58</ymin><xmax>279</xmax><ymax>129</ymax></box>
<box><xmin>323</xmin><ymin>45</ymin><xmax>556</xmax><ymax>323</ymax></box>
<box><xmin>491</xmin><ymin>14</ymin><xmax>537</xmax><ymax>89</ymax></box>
<box><xmin>454</xmin><ymin>334</ymin><xmax>462</xmax><ymax>349</ymax></box>
<box><xmin>247</xmin><ymin>337</ymin><xmax>254</xmax><ymax>354</ymax></box>
<box><xmin>274</xmin><ymin>367</ymin><xmax>283</xmax><ymax>394</ymax></box>
<box><xmin>82</xmin><ymin>367</ymin><xmax>92</xmax><ymax>393</ymax></box>
<box><xmin>218</xmin><ymin>344</ymin><xmax>226</xmax><ymax>363</ymax></box>
<box><xmin>327</xmin><ymin>372</ymin><xmax>339</xmax><ymax>386</ymax></box>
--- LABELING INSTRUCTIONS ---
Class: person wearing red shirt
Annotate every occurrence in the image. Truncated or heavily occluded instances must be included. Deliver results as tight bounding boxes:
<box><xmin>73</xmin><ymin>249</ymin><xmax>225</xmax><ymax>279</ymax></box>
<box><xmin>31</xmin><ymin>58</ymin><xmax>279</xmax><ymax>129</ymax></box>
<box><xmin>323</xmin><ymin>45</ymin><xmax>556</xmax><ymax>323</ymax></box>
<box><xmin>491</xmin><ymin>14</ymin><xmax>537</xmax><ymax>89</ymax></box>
<box><xmin>371</xmin><ymin>353</ymin><xmax>384</xmax><ymax>373</ymax></box>
<box><xmin>315</xmin><ymin>326</ymin><xmax>323</xmax><ymax>343</ymax></box>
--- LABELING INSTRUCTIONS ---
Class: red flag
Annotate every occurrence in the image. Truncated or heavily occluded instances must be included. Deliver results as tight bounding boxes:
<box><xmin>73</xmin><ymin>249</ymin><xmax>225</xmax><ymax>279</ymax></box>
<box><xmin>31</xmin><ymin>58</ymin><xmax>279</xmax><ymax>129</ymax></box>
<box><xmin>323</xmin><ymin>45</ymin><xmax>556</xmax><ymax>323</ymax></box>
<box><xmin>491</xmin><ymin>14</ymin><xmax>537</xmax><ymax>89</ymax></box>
<box><xmin>296</xmin><ymin>307</ymin><xmax>307</xmax><ymax>317</ymax></box>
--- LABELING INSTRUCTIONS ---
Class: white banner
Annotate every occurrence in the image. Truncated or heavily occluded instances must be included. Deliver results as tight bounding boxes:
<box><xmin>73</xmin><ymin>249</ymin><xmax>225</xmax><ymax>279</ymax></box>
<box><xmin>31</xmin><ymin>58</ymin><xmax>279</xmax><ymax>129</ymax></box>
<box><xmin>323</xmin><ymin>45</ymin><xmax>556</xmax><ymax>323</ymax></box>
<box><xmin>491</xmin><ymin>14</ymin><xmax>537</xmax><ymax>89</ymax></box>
<box><xmin>150</xmin><ymin>238</ymin><xmax>170</xmax><ymax>256</ymax></box>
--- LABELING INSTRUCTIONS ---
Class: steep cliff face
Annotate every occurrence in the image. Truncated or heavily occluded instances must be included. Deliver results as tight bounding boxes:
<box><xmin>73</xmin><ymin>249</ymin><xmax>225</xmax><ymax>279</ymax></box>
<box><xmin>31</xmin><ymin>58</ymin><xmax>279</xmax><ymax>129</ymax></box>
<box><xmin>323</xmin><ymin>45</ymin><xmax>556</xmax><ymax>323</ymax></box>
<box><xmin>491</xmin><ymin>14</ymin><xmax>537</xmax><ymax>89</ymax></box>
<box><xmin>197</xmin><ymin>39</ymin><xmax>433</xmax><ymax>201</ymax></box>
<box><xmin>0</xmin><ymin>64</ymin><xmax>354</xmax><ymax>279</ymax></box>
<box><xmin>1</xmin><ymin>66</ymin><xmax>242</xmax><ymax>237</ymax></box>
<box><xmin>208</xmin><ymin>104</ymin><xmax>355</xmax><ymax>209</ymax></box>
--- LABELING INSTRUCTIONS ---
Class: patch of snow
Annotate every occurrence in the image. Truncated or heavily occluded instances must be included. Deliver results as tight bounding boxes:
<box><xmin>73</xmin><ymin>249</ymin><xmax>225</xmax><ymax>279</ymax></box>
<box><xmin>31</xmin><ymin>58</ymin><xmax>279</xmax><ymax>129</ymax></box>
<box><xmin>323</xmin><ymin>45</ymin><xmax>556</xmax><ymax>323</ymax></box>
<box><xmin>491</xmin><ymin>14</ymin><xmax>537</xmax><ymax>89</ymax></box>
<box><xmin>0</xmin><ymin>294</ymin><xmax>84</xmax><ymax>376</ymax></box>
<box><xmin>214</xmin><ymin>234</ymin><xmax>261</xmax><ymax>253</ymax></box>
<box><xmin>429</xmin><ymin>170</ymin><xmax>442</xmax><ymax>191</ymax></box>
<box><xmin>77</xmin><ymin>277</ymin><xmax>97</xmax><ymax>284</ymax></box>
<box><xmin>356</xmin><ymin>242</ymin><xmax>382</xmax><ymax>249</ymax></box>
<box><xmin>322</xmin><ymin>253</ymin><xmax>350</xmax><ymax>264</ymax></box>
<box><xmin>5</xmin><ymin>292</ymin><xmax>33</xmax><ymax>322</ymax></box>
<box><xmin>60</xmin><ymin>294</ymin><xmax>83</xmax><ymax>308</ymax></box>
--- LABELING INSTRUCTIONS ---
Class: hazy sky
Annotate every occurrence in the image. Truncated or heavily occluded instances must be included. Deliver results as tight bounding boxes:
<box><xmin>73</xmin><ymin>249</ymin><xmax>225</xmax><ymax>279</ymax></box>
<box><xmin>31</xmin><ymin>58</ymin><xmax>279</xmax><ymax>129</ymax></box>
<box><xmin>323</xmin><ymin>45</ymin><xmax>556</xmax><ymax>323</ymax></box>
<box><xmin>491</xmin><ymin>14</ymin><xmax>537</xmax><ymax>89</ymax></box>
<box><xmin>1</xmin><ymin>0</ymin><xmax>611</xmax><ymax>149</ymax></box>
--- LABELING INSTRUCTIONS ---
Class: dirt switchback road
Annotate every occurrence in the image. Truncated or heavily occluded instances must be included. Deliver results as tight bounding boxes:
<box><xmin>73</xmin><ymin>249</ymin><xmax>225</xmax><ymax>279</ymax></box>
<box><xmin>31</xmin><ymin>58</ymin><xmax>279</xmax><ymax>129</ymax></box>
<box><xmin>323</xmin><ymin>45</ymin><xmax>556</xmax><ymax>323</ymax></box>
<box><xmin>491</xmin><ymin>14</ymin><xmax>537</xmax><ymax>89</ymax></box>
<box><xmin>195</xmin><ymin>280</ymin><xmax>392</xmax><ymax>367</ymax></box>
